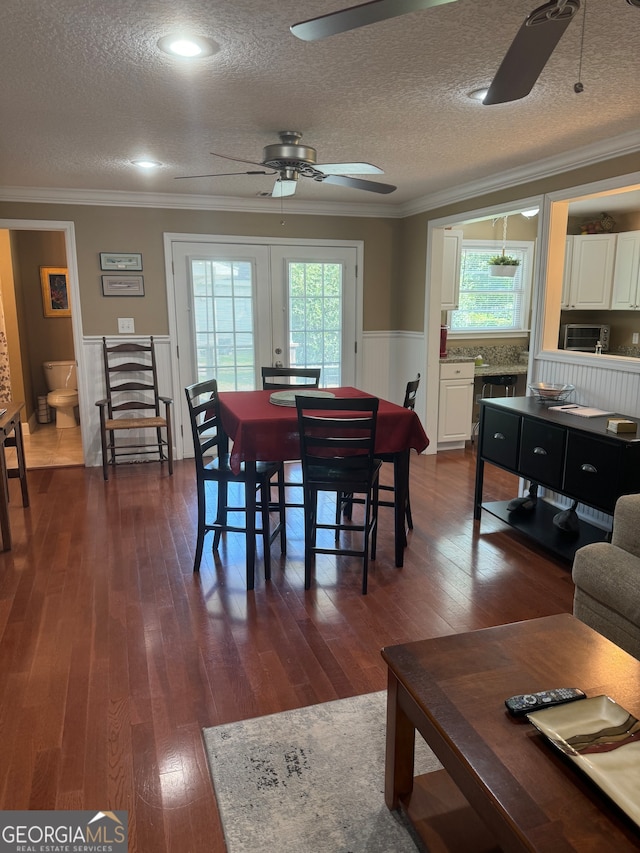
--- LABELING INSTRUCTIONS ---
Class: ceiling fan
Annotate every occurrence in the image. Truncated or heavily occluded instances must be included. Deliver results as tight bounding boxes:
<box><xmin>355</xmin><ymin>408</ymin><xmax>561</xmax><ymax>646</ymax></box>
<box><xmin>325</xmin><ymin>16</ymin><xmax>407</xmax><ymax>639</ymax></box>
<box><xmin>175</xmin><ymin>130</ymin><xmax>396</xmax><ymax>196</ymax></box>
<box><xmin>291</xmin><ymin>0</ymin><xmax>640</xmax><ymax>105</ymax></box>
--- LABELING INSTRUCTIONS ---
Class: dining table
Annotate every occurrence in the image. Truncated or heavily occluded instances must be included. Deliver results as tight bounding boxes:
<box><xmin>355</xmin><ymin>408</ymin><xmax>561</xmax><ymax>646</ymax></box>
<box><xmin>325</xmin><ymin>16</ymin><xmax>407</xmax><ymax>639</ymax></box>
<box><xmin>217</xmin><ymin>386</ymin><xmax>429</xmax><ymax>569</ymax></box>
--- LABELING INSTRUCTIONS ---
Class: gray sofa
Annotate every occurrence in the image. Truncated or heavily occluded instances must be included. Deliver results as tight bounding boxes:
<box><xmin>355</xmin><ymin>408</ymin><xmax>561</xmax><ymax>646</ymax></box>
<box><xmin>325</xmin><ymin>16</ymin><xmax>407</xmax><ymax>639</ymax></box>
<box><xmin>572</xmin><ymin>493</ymin><xmax>640</xmax><ymax>660</ymax></box>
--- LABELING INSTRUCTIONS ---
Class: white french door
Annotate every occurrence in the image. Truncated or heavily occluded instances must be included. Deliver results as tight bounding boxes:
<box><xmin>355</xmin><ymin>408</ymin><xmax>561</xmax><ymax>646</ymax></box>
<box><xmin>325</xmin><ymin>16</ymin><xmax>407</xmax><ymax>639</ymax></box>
<box><xmin>169</xmin><ymin>237</ymin><xmax>360</xmax><ymax>457</ymax></box>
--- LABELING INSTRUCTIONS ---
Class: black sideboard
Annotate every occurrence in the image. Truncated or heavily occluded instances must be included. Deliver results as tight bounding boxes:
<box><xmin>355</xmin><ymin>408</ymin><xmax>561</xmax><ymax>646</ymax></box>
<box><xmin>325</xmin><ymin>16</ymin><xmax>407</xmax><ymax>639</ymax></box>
<box><xmin>474</xmin><ymin>397</ymin><xmax>640</xmax><ymax>560</ymax></box>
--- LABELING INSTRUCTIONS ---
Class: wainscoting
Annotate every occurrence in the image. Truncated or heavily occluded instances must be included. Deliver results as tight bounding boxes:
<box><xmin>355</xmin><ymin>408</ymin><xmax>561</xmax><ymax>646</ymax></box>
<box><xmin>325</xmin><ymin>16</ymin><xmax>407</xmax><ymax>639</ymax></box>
<box><xmin>79</xmin><ymin>332</ymin><xmax>426</xmax><ymax>468</ymax></box>
<box><xmin>530</xmin><ymin>350</ymin><xmax>640</xmax><ymax>529</ymax></box>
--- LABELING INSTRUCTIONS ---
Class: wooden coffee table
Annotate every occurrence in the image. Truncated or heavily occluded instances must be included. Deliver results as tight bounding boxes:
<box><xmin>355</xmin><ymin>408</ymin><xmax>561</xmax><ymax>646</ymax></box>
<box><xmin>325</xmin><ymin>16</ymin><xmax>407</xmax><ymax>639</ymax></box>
<box><xmin>382</xmin><ymin>614</ymin><xmax>640</xmax><ymax>852</ymax></box>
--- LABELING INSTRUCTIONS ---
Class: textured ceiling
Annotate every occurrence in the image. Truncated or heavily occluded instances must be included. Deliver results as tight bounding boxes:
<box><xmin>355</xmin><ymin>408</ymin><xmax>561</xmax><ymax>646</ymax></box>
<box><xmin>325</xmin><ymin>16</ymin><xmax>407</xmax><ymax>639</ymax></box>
<box><xmin>1</xmin><ymin>0</ymin><xmax>639</xmax><ymax>209</ymax></box>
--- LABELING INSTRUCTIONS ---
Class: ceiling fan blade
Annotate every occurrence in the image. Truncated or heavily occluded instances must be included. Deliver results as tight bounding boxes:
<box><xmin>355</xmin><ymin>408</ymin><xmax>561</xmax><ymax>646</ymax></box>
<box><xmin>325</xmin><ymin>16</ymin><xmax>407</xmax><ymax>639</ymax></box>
<box><xmin>272</xmin><ymin>178</ymin><xmax>297</xmax><ymax>198</ymax></box>
<box><xmin>316</xmin><ymin>162</ymin><xmax>384</xmax><ymax>175</ymax></box>
<box><xmin>175</xmin><ymin>170</ymin><xmax>275</xmax><ymax>180</ymax></box>
<box><xmin>291</xmin><ymin>0</ymin><xmax>458</xmax><ymax>41</ymax></box>
<box><xmin>483</xmin><ymin>0</ymin><xmax>580</xmax><ymax>105</ymax></box>
<box><xmin>320</xmin><ymin>174</ymin><xmax>396</xmax><ymax>194</ymax></box>
<box><xmin>209</xmin><ymin>150</ymin><xmax>268</xmax><ymax>168</ymax></box>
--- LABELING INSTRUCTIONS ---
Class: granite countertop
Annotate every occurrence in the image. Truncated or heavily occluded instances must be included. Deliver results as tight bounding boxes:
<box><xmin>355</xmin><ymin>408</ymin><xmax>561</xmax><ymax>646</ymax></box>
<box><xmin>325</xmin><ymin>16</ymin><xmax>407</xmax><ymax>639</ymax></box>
<box><xmin>474</xmin><ymin>363</ymin><xmax>528</xmax><ymax>376</ymax></box>
<box><xmin>440</xmin><ymin>357</ymin><xmax>528</xmax><ymax>376</ymax></box>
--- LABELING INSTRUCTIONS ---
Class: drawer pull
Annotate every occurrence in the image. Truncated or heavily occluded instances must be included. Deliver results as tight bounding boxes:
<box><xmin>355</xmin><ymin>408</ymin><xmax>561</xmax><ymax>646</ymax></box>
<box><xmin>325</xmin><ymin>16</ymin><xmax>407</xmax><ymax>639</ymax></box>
<box><xmin>533</xmin><ymin>446</ymin><xmax>547</xmax><ymax>456</ymax></box>
<box><xmin>493</xmin><ymin>432</ymin><xmax>506</xmax><ymax>440</ymax></box>
<box><xmin>581</xmin><ymin>463</ymin><xmax>597</xmax><ymax>474</ymax></box>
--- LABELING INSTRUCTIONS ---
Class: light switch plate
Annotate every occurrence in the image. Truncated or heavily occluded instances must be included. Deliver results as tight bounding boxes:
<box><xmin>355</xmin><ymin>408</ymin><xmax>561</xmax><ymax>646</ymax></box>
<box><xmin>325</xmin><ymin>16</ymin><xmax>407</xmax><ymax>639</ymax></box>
<box><xmin>633</xmin><ymin>332</ymin><xmax>639</xmax><ymax>345</ymax></box>
<box><xmin>117</xmin><ymin>317</ymin><xmax>135</xmax><ymax>334</ymax></box>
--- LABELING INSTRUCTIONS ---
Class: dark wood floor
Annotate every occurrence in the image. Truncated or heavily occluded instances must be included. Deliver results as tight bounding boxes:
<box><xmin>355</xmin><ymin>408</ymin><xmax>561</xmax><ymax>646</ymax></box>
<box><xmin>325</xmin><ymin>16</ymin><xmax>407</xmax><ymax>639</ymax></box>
<box><xmin>0</xmin><ymin>447</ymin><xmax>576</xmax><ymax>852</ymax></box>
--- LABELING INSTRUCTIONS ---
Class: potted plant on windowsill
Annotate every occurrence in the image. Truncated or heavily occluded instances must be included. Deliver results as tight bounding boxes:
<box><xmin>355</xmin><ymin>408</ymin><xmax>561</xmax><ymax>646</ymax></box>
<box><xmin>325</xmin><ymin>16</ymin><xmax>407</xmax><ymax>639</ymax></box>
<box><xmin>489</xmin><ymin>254</ymin><xmax>520</xmax><ymax>277</ymax></box>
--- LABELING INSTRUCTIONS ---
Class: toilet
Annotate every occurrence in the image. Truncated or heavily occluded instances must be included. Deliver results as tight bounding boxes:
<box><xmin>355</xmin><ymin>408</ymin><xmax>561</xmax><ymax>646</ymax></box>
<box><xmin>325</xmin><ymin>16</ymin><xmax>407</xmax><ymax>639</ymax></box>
<box><xmin>43</xmin><ymin>360</ymin><xmax>79</xmax><ymax>429</ymax></box>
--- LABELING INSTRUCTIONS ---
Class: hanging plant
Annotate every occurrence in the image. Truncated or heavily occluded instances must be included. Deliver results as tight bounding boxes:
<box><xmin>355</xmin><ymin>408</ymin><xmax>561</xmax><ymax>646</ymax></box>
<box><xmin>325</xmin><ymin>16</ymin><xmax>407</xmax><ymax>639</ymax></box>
<box><xmin>489</xmin><ymin>254</ymin><xmax>521</xmax><ymax>267</ymax></box>
<box><xmin>488</xmin><ymin>216</ymin><xmax>521</xmax><ymax>276</ymax></box>
<box><xmin>489</xmin><ymin>255</ymin><xmax>520</xmax><ymax>277</ymax></box>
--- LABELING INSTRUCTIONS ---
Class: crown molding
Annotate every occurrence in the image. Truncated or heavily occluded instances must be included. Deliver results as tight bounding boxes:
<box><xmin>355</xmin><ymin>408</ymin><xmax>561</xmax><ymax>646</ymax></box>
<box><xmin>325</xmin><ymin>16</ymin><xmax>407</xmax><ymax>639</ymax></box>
<box><xmin>1</xmin><ymin>130</ymin><xmax>638</xmax><ymax>220</ymax></box>
<box><xmin>0</xmin><ymin>185</ymin><xmax>394</xmax><ymax>219</ymax></box>
<box><xmin>397</xmin><ymin>129</ymin><xmax>640</xmax><ymax>218</ymax></box>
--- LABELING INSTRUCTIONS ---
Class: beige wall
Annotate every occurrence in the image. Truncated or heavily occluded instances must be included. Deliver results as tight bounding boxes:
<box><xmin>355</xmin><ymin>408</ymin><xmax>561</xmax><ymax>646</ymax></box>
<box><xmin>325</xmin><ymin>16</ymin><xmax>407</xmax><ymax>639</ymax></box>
<box><xmin>0</xmin><ymin>203</ymin><xmax>401</xmax><ymax>335</ymax></box>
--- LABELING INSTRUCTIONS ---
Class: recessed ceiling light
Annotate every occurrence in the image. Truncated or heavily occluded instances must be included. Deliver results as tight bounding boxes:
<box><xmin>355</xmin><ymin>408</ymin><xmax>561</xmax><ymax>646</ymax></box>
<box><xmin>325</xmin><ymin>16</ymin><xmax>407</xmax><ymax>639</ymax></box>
<box><xmin>157</xmin><ymin>34</ymin><xmax>219</xmax><ymax>58</ymax></box>
<box><xmin>468</xmin><ymin>88</ymin><xmax>489</xmax><ymax>103</ymax></box>
<box><xmin>132</xmin><ymin>159</ymin><xmax>162</xmax><ymax>169</ymax></box>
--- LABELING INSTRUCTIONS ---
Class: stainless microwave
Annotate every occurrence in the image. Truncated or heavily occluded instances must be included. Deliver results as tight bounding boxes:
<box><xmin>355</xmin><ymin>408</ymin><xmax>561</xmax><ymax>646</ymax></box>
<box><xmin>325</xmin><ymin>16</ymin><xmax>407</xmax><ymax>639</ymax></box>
<box><xmin>560</xmin><ymin>323</ymin><xmax>610</xmax><ymax>352</ymax></box>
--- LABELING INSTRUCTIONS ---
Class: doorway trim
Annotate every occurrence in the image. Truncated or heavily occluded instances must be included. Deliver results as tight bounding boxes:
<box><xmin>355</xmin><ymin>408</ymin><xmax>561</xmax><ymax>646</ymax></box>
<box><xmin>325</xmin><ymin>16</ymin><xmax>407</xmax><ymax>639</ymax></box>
<box><xmin>423</xmin><ymin>197</ymin><xmax>543</xmax><ymax>454</ymax></box>
<box><xmin>0</xmin><ymin>218</ymin><xmax>87</xmax><ymax>462</ymax></box>
<box><xmin>163</xmin><ymin>232</ymin><xmax>364</xmax><ymax>459</ymax></box>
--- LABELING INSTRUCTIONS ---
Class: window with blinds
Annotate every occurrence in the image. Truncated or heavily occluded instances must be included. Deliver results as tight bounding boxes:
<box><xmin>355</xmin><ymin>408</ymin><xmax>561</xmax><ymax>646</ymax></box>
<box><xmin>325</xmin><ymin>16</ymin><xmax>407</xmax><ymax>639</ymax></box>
<box><xmin>448</xmin><ymin>240</ymin><xmax>534</xmax><ymax>334</ymax></box>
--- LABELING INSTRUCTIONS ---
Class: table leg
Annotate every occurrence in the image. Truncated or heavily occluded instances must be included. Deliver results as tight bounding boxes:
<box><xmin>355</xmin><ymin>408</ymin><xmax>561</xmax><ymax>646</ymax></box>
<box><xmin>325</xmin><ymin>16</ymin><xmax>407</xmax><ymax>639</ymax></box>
<box><xmin>385</xmin><ymin>670</ymin><xmax>416</xmax><ymax>810</ymax></box>
<box><xmin>245</xmin><ymin>462</ymin><xmax>257</xmax><ymax>591</ymax></box>
<box><xmin>393</xmin><ymin>450</ymin><xmax>409</xmax><ymax>567</ymax></box>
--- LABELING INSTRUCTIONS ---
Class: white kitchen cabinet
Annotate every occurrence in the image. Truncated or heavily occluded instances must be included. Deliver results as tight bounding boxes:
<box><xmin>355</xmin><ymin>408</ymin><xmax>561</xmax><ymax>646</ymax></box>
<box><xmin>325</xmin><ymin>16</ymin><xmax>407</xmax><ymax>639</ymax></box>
<box><xmin>563</xmin><ymin>233</ymin><xmax>617</xmax><ymax>310</ymax></box>
<box><xmin>438</xmin><ymin>361</ymin><xmax>474</xmax><ymax>446</ymax></box>
<box><xmin>611</xmin><ymin>230</ymin><xmax>640</xmax><ymax>310</ymax></box>
<box><xmin>440</xmin><ymin>229</ymin><xmax>463</xmax><ymax>310</ymax></box>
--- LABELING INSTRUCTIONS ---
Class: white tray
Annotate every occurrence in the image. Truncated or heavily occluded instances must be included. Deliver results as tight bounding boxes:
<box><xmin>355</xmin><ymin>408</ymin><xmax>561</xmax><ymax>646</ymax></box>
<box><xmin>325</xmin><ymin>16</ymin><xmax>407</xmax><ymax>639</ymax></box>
<box><xmin>269</xmin><ymin>389</ymin><xmax>335</xmax><ymax>407</ymax></box>
<box><xmin>527</xmin><ymin>695</ymin><xmax>640</xmax><ymax>827</ymax></box>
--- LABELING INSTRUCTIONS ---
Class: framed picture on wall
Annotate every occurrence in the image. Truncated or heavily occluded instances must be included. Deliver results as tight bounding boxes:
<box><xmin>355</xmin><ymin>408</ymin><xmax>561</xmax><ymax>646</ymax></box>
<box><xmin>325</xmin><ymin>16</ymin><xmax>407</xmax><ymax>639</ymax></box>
<box><xmin>40</xmin><ymin>267</ymin><xmax>71</xmax><ymax>318</ymax></box>
<box><xmin>101</xmin><ymin>275</ymin><xmax>145</xmax><ymax>296</ymax></box>
<box><xmin>99</xmin><ymin>252</ymin><xmax>143</xmax><ymax>271</ymax></box>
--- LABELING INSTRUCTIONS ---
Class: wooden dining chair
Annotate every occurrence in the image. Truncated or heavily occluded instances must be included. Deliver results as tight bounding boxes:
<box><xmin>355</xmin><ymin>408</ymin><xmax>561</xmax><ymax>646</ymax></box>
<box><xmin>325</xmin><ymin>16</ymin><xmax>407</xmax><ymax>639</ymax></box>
<box><xmin>184</xmin><ymin>379</ymin><xmax>286</xmax><ymax>590</ymax></box>
<box><xmin>261</xmin><ymin>366</ymin><xmax>321</xmax><ymax>389</ymax></box>
<box><xmin>378</xmin><ymin>373</ymin><xmax>421</xmax><ymax>530</ymax></box>
<box><xmin>339</xmin><ymin>374</ymin><xmax>420</xmax><ymax>535</ymax></box>
<box><xmin>96</xmin><ymin>336</ymin><xmax>173</xmax><ymax>480</ymax></box>
<box><xmin>296</xmin><ymin>395</ymin><xmax>381</xmax><ymax>594</ymax></box>
<box><xmin>262</xmin><ymin>366</ymin><xmax>322</xmax><ymax>508</ymax></box>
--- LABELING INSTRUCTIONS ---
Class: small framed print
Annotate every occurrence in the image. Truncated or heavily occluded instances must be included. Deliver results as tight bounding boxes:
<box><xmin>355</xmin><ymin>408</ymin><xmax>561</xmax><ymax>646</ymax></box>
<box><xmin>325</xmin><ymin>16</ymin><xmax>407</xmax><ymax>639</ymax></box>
<box><xmin>101</xmin><ymin>275</ymin><xmax>145</xmax><ymax>297</ymax></box>
<box><xmin>99</xmin><ymin>252</ymin><xmax>143</xmax><ymax>271</ymax></box>
<box><xmin>40</xmin><ymin>267</ymin><xmax>71</xmax><ymax>317</ymax></box>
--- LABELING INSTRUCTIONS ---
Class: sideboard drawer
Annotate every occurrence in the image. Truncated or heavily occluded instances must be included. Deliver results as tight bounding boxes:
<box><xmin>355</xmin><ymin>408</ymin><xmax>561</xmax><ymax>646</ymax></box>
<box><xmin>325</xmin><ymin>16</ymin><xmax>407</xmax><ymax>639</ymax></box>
<box><xmin>563</xmin><ymin>434</ymin><xmax>620</xmax><ymax>512</ymax></box>
<box><xmin>481</xmin><ymin>407</ymin><xmax>520</xmax><ymax>469</ymax></box>
<box><xmin>519</xmin><ymin>420</ymin><xmax>566</xmax><ymax>490</ymax></box>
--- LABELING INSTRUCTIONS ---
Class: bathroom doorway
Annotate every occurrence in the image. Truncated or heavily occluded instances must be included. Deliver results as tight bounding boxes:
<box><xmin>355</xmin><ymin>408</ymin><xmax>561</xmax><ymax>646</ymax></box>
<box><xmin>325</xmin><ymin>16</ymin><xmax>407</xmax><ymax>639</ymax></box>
<box><xmin>0</xmin><ymin>221</ymin><xmax>85</xmax><ymax>469</ymax></box>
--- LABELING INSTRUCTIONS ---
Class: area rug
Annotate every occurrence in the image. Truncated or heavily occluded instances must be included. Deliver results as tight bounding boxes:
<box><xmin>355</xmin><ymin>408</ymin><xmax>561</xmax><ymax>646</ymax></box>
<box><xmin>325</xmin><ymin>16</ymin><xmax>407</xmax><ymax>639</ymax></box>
<box><xmin>203</xmin><ymin>690</ymin><xmax>442</xmax><ymax>853</ymax></box>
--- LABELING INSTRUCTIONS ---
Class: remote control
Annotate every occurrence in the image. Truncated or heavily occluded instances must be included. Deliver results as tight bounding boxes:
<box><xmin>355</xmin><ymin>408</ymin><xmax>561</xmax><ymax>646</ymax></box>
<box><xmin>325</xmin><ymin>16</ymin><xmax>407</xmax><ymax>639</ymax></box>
<box><xmin>505</xmin><ymin>688</ymin><xmax>587</xmax><ymax>717</ymax></box>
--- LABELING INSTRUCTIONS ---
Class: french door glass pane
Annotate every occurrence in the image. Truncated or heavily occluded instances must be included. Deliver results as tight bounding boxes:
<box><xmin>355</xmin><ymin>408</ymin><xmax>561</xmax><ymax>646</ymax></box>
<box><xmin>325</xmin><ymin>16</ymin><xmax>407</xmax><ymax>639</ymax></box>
<box><xmin>192</xmin><ymin>259</ymin><xmax>256</xmax><ymax>390</ymax></box>
<box><xmin>288</xmin><ymin>261</ymin><xmax>342</xmax><ymax>387</ymax></box>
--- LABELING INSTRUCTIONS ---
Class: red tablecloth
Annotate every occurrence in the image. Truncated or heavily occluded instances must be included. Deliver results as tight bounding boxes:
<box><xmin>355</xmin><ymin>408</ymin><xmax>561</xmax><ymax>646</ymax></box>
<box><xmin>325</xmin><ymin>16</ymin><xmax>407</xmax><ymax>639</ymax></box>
<box><xmin>218</xmin><ymin>386</ymin><xmax>429</xmax><ymax>475</ymax></box>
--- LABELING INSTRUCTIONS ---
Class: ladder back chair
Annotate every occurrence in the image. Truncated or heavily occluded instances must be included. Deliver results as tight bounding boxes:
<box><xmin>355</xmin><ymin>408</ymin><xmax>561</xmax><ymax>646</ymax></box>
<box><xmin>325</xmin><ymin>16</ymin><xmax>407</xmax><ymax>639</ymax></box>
<box><xmin>378</xmin><ymin>372</ymin><xmax>421</xmax><ymax>530</ymax></box>
<box><xmin>96</xmin><ymin>336</ymin><xmax>173</xmax><ymax>480</ymax></box>
<box><xmin>184</xmin><ymin>379</ymin><xmax>286</xmax><ymax>590</ymax></box>
<box><xmin>262</xmin><ymin>366</ymin><xmax>322</xmax><ymax>508</ymax></box>
<box><xmin>296</xmin><ymin>395</ymin><xmax>381</xmax><ymax>594</ymax></box>
<box><xmin>261</xmin><ymin>366</ymin><xmax>321</xmax><ymax>390</ymax></box>
<box><xmin>339</xmin><ymin>373</ymin><xmax>420</xmax><ymax>535</ymax></box>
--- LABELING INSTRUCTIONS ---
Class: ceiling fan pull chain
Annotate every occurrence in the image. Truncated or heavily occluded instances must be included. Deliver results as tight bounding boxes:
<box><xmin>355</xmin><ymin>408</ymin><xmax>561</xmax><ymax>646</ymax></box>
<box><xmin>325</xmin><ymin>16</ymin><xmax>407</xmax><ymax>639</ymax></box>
<box><xmin>574</xmin><ymin>0</ymin><xmax>587</xmax><ymax>93</ymax></box>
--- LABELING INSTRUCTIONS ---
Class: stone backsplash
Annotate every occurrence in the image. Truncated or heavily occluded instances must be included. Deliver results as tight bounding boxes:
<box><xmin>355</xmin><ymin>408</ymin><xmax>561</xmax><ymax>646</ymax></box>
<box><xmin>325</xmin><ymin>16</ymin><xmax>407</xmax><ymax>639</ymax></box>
<box><xmin>613</xmin><ymin>346</ymin><xmax>640</xmax><ymax>358</ymax></box>
<box><xmin>446</xmin><ymin>344</ymin><xmax>528</xmax><ymax>365</ymax></box>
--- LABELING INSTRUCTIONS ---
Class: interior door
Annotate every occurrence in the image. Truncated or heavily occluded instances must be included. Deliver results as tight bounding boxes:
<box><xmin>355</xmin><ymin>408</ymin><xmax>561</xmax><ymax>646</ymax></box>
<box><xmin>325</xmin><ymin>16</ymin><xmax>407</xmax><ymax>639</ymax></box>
<box><xmin>171</xmin><ymin>239</ymin><xmax>358</xmax><ymax>457</ymax></box>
